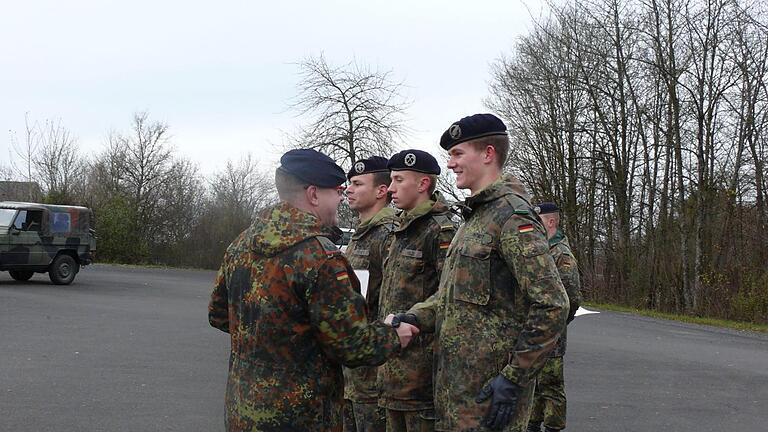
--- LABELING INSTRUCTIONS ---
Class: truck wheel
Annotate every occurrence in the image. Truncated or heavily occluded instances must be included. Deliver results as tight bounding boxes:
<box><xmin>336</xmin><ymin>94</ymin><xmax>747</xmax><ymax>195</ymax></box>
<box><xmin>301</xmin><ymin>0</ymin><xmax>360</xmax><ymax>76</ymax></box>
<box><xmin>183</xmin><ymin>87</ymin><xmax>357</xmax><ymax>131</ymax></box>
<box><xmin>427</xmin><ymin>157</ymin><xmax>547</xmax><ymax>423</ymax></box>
<box><xmin>9</xmin><ymin>270</ymin><xmax>34</xmax><ymax>281</ymax></box>
<box><xmin>49</xmin><ymin>254</ymin><xmax>79</xmax><ymax>285</ymax></box>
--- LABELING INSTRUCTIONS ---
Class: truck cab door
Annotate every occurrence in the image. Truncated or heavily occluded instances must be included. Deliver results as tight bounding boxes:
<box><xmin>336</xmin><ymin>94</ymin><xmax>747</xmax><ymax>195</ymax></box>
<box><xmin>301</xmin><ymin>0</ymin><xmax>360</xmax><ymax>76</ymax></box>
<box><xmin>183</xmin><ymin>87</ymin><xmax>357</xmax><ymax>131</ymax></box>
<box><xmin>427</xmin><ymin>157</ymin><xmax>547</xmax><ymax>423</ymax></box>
<box><xmin>6</xmin><ymin>210</ymin><xmax>48</xmax><ymax>267</ymax></box>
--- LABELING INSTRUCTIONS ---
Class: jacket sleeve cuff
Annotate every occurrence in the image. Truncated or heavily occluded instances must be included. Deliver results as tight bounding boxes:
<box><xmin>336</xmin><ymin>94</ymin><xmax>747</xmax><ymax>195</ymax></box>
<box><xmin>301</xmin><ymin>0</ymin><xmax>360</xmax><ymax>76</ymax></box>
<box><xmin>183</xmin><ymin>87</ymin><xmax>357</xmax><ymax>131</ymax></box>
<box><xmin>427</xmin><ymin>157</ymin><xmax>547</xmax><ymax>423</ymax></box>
<box><xmin>407</xmin><ymin>308</ymin><xmax>436</xmax><ymax>333</ymax></box>
<box><xmin>501</xmin><ymin>364</ymin><xmax>534</xmax><ymax>387</ymax></box>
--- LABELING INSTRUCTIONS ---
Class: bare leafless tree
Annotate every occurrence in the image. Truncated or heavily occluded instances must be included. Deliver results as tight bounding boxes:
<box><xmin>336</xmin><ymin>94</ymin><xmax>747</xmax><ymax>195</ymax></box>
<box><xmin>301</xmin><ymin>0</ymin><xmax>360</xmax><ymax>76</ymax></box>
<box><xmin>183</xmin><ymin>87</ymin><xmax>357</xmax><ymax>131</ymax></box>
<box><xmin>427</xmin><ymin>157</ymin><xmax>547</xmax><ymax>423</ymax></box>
<box><xmin>32</xmin><ymin>119</ymin><xmax>85</xmax><ymax>203</ymax></box>
<box><xmin>288</xmin><ymin>54</ymin><xmax>410</xmax><ymax>169</ymax></box>
<box><xmin>210</xmin><ymin>153</ymin><xmax>276</xmax><ymax>219</ymax></box>
<box><xmin>8</xmin><ymin>113</ymin><xmax>41</xmax><ymax>200</ymax></box>
<box><xmin>0</xmin><ymin>165</ymin><xmax>12</xmax><ymax>181</ymax></box>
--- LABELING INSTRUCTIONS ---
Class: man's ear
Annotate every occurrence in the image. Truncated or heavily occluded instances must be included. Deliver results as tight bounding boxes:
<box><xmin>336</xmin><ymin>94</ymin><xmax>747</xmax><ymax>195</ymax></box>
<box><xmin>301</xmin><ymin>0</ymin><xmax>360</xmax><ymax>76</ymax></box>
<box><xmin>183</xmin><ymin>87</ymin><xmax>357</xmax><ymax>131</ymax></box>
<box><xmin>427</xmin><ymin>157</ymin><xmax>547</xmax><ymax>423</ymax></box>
<box><xmin>484</xmin><ymin>145</ymin><xmax>496</xmax><ymax>165</ymax></box>
<box><xmin>305</xmin><ymin>185</ymin><xmax>320</xmax><ymax>207</ymax></box>
<box><xmin>376</xmin><ymin>184</ymin><xmax>389</xmax><ymax>200</ymax></box>
<box><xmin>418</xmin><ymin>176</ymin><xmax>430</xmax><ymax>194</ymax></box>
<box><xmin>546</xmin><ymin>216</ymin><xmax>556</xmax><ymax>229</ymax></box>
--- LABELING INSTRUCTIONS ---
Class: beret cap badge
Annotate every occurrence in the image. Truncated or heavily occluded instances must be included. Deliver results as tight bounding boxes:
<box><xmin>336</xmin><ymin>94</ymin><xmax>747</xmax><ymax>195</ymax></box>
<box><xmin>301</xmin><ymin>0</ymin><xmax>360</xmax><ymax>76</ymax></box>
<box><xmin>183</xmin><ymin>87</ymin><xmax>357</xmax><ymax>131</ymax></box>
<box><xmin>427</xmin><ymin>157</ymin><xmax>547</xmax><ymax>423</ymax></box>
<box><xmin>449</xmin><ymin>124</ymin><xmax>462</xmax><ymax>139</ymax></box>
<box><xmin>404</xmin><ymin>153</ymin><xmax>417</xmax><ymax>167</ymax></box>
<box><xmin>346</xmin><ymin>155</ymin><xmax>390</xmax><ymax>180</ymax></box>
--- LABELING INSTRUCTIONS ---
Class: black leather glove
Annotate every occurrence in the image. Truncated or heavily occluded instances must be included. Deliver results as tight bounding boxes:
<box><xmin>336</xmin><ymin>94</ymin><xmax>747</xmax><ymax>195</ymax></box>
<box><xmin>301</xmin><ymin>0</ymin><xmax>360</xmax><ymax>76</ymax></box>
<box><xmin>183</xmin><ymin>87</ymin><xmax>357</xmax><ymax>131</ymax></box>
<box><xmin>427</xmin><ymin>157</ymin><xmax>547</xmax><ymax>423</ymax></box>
<box><xmin>390</xmin><ymin>312</ymin><xmax>418</xmax><ymax>328</ymax></box>
<box><xmin>475</xmin><ymin>374</ymin><xmax>521</xmax><ymax>430</ymax></box>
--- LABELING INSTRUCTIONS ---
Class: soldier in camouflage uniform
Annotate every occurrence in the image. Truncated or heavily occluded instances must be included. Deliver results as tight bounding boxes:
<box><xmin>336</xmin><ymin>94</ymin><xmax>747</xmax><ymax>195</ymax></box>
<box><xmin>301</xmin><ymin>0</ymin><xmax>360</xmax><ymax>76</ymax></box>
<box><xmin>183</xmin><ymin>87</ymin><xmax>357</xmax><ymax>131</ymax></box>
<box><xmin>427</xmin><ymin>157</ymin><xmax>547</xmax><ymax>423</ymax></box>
<box><xmin>397</xmin><ymin>114</ymin><xmax>569</xmax><ymax>432</ymax></box>
<box><xmin>527</xmin><ymin>203</ymin><xmax>582</xmax><ymax>432</ymax></box>
<box><xmin>208</xmin><ymin>149</ymin><xmax>420</xmax><ymax>432</ymax></box>
<box><xmin>378</xmin><ymin>149</ymin><xmax>457</xmax><ymax>432</ymax></box>
<box><xmin>343</xmin><ymin>156</ymin><xmax>398</xmax><ymax>432</ymax></box>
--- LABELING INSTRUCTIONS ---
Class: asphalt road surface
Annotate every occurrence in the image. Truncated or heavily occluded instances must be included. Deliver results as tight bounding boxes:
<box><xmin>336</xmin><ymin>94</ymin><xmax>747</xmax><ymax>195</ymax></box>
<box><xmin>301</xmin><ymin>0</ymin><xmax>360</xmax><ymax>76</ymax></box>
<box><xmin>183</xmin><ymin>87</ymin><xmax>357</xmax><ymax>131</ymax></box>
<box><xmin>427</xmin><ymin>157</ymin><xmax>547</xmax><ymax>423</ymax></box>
<box><xmin>1</xmin><ymin>265</ymin><xmax>766</xmax><ymax>431</ymax></box>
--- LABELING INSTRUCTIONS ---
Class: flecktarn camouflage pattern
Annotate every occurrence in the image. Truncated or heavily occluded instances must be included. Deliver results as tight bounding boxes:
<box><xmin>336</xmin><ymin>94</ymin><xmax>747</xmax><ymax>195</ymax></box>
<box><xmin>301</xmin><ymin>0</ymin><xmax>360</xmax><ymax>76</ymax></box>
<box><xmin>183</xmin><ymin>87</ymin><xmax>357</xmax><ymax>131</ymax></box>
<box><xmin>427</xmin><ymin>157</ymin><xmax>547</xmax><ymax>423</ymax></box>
<box><xmin>343</xmin><ymin>206</ymin><xmax>397</xmax><ymax>432</ymax></box>
<box><xmin>209</xmin><ymin>202</ymin><xmax>401</xmax><ymax>432</ymax></box>
<box><xmin>528</xmin><ymin>357</ymin><xmax>566</xmax><ymax>431</ymax></box>
<box><xmin>378</xmin><ymin>195</ymin><xmax>456</xmax><ymax>413</ymax></box>
<box><xmin>407</xmin><ymin>176</ymin><xmax>569</xmax><ymax>432</ymax></box>
<box><xmin>529</xmin><ymin>229</ymin><xmax>582</xmax><ymax>431</ymax></box>
<box><xmin>546</xmin><ymin>229</ymin><xmax>581</xmax><ymax>357</ymax></box>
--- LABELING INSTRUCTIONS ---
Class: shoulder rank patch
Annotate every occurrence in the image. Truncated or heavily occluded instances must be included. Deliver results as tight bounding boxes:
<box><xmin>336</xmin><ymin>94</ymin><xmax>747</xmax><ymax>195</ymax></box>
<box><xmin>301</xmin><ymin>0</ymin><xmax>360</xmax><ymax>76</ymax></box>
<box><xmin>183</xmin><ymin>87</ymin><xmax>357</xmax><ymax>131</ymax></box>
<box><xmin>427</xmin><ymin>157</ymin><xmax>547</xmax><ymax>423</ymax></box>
<box><xmin>317</xmin><ymin>236</ymin><xmax>341</xmax><ymax>255</ymax></box>
<box><xmin>514</xmin><ymin>209</ymin><xmax>529</xmax><ymax>215</ymax></box>
<box><xmin>432</xmin><ymin>214</ymin><xmax>456</xmax><ymax>231</ymax></box>
<box><xmin>518</xmin><ymin>224</ymin><xmax>535</xmax><ymax>234</ymax></box>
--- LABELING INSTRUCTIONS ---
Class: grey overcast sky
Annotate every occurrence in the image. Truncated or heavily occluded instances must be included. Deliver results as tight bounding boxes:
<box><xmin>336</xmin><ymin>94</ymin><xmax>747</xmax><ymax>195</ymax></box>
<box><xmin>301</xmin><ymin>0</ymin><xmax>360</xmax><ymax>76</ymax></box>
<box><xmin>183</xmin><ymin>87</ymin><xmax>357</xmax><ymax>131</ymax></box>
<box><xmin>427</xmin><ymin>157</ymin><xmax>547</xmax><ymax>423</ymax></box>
<box><xmin>1</xmin><ymin>0</ymin><xmax>545</xmax><ymax>176</ymax></box>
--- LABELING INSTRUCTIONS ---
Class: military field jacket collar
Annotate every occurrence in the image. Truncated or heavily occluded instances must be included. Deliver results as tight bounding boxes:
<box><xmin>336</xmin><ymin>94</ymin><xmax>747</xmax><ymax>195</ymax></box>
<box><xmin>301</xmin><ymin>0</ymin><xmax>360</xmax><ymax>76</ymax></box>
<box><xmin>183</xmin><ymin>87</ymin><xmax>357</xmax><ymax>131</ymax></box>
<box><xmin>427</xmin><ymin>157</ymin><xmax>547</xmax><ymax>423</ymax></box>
<box><xmin>462</xmin><ymin>175</ymin><xmax>532</xmax><ymax>216</ymax></box>
<box><xmin>352</xmin><ymin>206</ymin><xmax>397</xmax><ymax>240</ymax></box>
<box><xmin>248</xmin><ymin>202</ymin><xmax>328</xmax><ymax>257</ymax></box>
<box><xmin>549</xmin><ymin>228</ymin><xmax>571</xmax><ymax>250</ymax></box>
<box><xmin>395</xmin><ymin>193</ymin><xmax>449</xmax><ymax>233</ymax></box>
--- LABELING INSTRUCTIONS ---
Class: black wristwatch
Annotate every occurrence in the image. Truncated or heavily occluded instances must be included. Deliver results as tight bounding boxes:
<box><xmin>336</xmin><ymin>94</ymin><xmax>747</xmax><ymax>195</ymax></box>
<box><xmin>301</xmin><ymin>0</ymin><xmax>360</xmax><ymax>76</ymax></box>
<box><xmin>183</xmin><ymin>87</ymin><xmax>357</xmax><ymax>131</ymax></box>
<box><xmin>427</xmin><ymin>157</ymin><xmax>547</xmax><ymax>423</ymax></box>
<box><xmin>390</xmin><ymin>315</ymin><xmax>403</xmax><ymax>328</ymax></box>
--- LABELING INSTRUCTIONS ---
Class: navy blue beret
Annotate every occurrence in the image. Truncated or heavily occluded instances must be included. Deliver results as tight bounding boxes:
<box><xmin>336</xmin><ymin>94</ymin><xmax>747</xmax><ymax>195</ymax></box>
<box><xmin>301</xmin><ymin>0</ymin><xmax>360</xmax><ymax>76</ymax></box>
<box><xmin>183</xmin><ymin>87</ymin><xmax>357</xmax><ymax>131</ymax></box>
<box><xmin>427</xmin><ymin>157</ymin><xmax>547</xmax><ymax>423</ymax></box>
<box><xmin>387</xmin><ymin>149</ymin><xmax>441</xmax><ymax>175</ymax></box>
<box><xmin>347</xmin><ymin>156</ymin><xmax>390</xmax><ymax>180</ymax></box>
<box><xmin>535</xmin><ymin>202</ymin><xmax>560</xmax><ymax>214</ymax></box>
<box><xmin>279</xmin><ymin>149</ymin><xmax>346</xmax><ymax>188</ymax></box>
<box><xmin>439</xmin><ymin>113</ymin><xmax>508</xmax><ymax>150</ymax></box>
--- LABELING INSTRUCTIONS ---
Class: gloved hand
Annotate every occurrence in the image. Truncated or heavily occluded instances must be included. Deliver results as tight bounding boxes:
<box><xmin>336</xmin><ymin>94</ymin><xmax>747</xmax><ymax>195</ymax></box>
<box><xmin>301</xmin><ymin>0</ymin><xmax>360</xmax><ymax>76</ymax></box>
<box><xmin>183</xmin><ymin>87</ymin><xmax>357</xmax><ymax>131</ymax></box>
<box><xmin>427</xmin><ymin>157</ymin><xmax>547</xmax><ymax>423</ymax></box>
<box><xmin>475</xmin><ymin>374</ymin><xmax>521</xmax><ymax>430</ymax></box>
<box><xmin>390</xmin><ymin>312</ymin><xmax>419</xmax><ymax>328</ymax></box>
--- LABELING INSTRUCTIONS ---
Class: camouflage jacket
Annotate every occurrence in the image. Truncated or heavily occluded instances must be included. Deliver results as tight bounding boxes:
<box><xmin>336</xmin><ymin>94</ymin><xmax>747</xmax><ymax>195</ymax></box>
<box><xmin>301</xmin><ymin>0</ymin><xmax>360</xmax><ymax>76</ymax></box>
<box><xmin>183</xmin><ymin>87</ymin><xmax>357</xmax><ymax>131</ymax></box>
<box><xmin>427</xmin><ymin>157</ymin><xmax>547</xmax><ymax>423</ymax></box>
<box><xmin>343</xmin><ymin>206</ymin><xmax>398</xmax><ymax>403</ymax></box>
<box><xmin>408</xmin><ymin>176</ymin><xmax>569</xmax><ymax>431</ymax></box>
<box><xmin>378</xmin><ymin>195</ymin><xmax>456</xmax><ymax>410</ymax></box>
<box><xmin>549</xmin><ymin>229</ymin><xmax>582</xmax><ymax>357</ymax></box>
<box><xmin>208</xmin><ymin>202</ymin><xmax>401</xmax><ymax>432</ymax></box>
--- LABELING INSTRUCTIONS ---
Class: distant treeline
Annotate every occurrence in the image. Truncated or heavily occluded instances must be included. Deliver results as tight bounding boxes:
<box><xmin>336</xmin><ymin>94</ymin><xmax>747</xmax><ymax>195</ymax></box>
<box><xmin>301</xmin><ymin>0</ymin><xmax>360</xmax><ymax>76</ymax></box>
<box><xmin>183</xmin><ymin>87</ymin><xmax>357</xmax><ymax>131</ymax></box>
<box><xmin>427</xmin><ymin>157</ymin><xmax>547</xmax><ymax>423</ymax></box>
<box><xmin>5</xmin><ymin>112</ymin><xmax>278</xmax><ymax>270</ymax></box>
<box><xmin>487</xmin><ymin>0</ymin><xmax>768</xmax><ymax>323</ymax></box>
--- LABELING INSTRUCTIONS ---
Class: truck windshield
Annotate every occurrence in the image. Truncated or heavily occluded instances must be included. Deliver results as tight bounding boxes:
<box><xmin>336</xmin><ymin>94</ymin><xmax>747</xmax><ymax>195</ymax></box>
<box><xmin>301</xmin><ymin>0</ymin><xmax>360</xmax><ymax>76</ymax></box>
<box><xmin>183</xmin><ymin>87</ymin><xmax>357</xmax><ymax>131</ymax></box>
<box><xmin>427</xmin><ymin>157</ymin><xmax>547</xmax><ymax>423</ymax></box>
<box><xmin>0</xmin><ymin>209</ymin><xmax>16</xmax><ymax>227</ymax></box>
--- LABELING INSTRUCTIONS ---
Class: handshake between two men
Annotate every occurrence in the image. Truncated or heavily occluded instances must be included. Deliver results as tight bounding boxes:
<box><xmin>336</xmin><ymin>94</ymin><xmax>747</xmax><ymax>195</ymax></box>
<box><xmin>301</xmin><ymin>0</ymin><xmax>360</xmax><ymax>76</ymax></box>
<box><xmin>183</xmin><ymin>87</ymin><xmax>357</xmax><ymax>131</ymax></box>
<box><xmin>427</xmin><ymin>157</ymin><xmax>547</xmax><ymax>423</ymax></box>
<box><xmin>384</xmin><ymin>312</ymin><xmax>420</xmax><ymax>348</ymax></box>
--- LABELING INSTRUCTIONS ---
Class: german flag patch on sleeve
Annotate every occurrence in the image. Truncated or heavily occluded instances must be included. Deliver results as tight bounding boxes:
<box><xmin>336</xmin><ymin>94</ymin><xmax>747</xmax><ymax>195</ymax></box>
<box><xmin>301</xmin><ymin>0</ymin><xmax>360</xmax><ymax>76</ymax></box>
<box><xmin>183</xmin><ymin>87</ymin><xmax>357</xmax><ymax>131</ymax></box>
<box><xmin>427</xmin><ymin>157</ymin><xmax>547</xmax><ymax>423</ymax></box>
<box><xmin>518</xmin><ymin>224</ymin><xmax>535</xmax><ymax>234</ymax></box>
<box><xmin>439</xmin><ymin>241</ymin><xmax>450</xmax><ymax>249</ymax></box>
<box><xmin>336</xmin><ymin>271</ymin><xmax>349</xmax><ymax>281</ymax></box>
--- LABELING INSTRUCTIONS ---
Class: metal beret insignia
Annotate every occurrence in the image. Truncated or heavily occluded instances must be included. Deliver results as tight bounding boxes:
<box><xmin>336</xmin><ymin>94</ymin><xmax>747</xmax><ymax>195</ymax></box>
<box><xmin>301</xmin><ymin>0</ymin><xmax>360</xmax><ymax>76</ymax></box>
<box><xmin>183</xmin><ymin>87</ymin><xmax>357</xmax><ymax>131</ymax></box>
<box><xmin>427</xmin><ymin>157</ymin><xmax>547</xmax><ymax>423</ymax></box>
<box><xmin>404</xmin><ymin>153</ymin><xmax>417</xmax><ymax>167</ymax></box>
<box><xmin>449</xmin><ymin>124</ymin><xmax>462</xmax><ymax>139</ymax></box>
<box><xmin>354</xmin><ymin>161</ymin><xmax>365</xmax><ymax>173</ymax></box>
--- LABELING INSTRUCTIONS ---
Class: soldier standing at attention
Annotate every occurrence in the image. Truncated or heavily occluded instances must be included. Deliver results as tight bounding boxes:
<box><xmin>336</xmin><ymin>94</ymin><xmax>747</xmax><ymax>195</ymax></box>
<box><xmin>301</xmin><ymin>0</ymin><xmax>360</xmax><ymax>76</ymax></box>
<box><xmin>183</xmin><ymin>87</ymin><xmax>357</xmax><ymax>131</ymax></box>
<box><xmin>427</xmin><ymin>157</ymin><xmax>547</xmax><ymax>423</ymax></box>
<box><xmin>527</xmin><ymin>202</ymin><xmax>582</xmax><ymax>432</ymax></box>
<box><xmin>208</xmin><ymin>149</ymin><xmax>420</xmax><ymax>432</ymax></box>
<box><xmin>378</xmin><ymin>149</ymin><xmax>457</xmax><ymax>432</ymax></box>
<box><xmin>396</xmin><ymin>114</ymin><xmax>569</xmax><ymax>432</ymax></box>
<box><xmin>342</xmin><ymin>156</ymin><xmax>398</xmax><ymax>432</ymax></box>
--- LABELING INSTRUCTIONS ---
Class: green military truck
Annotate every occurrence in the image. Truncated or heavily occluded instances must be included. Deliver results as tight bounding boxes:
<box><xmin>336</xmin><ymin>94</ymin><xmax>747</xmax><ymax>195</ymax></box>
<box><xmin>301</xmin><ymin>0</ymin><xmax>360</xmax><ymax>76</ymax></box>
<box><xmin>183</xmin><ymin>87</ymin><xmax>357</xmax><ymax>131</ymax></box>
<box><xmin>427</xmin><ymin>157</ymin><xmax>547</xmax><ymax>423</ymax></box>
<box><xmin>0</xmin><ymin>201</ymin><xmax>96</xmax><ymax>285</ymax></box>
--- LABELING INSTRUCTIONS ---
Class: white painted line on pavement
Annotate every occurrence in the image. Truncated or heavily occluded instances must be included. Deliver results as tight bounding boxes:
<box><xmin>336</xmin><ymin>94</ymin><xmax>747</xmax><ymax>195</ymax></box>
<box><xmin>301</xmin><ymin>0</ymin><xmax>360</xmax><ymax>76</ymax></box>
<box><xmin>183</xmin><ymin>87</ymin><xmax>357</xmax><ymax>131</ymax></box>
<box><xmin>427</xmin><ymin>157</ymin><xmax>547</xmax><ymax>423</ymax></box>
<box><xmin>575</xmin><ymin>307</ymin><xmax>600</xmax><ymax>317</ymax></box>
